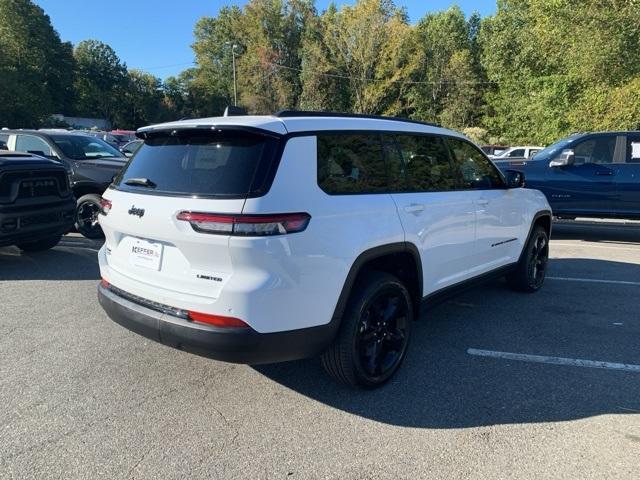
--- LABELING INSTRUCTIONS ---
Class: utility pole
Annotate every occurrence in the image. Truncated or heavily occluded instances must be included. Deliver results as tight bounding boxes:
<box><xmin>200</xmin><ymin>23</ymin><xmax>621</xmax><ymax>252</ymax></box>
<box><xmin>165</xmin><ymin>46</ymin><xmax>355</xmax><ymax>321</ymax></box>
<box><xmin>225</xmin><ymin>42</ymin><xmax>239</xmax><ymax>106</ymax></box>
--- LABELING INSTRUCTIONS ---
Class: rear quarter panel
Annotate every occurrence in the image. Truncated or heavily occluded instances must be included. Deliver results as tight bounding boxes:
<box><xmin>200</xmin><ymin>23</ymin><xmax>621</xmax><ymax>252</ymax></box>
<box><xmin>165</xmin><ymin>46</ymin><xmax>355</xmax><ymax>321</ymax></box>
<box><xmin>240</xmin><ymin>135</ymin><xmax>405</xmax><ymax>332</ymax></box>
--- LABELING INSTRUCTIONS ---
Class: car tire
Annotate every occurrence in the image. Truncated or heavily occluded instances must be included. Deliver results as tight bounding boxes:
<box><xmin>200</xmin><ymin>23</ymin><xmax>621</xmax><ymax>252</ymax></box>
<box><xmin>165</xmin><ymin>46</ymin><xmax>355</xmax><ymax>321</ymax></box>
<box><xmin>16</xmin><ymin>234</ymin><xmax>62</xmax><ymax>252</ymax></box>
<box><xmin>506</xmin><ymin>226</ymin><xmax>549</xmax><ymax>292</ymax></box>
<box><xmin>321</xmin><ymin>271</ymin><xmax>413</xmax><ymax>389</ymax></box>
<box><xmin>75</xmin><ymin>193</ymin><xmax>104</xmax><ymax>239</ymax></box>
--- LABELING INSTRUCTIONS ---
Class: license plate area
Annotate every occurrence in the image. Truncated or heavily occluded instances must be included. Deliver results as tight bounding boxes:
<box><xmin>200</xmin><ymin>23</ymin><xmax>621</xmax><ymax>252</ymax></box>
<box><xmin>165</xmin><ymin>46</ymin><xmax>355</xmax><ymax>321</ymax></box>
<box><xmin>129</xmin><ymin>238</ymin><xmax>163</xmax><ymax>271</ymax></box>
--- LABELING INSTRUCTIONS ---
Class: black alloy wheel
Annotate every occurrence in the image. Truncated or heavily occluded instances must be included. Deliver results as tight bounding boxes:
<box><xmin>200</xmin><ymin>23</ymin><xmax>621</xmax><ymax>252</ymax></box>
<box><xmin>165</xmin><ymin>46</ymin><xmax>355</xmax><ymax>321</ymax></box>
<box><xmin>75</xmin><ymin>193</ymin><xmax>104</xmax><ymax>239</ymax></box>
<box><xmin>528</xmin><ymin>232</ymin><xmax>548</xmax><ymax>289</ymax></box>
<box><xmin>507</xmin><ymin>226</ymin><xmax>549</xmax><ymax>292</ymax></box>
<box><xmin>354</xmin><ymin>287</ymin><xmax>410</xmax><ymax>381</ymax></box>
<box><xmin>321</xmin><ymin>271</ymin><xmax>413</xmax><ymax>388</ymax></box>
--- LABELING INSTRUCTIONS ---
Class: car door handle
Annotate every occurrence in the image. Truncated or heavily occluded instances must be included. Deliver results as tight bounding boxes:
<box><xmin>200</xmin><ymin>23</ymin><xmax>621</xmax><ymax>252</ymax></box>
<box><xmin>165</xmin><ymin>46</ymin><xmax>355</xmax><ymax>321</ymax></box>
<box><xmin>404</xmin><ymin>204</ymin><xmax>425</xmax><ymax>213</ymax></box>
<box><xmin>595</xmin><ymin>171</ymin><xmax>614</xmax><ymax>176</ymax></box>
<box><xmin>477</xmin><ymin>199</ymin><xmax>489</xmax><ymax>206</ymax></box>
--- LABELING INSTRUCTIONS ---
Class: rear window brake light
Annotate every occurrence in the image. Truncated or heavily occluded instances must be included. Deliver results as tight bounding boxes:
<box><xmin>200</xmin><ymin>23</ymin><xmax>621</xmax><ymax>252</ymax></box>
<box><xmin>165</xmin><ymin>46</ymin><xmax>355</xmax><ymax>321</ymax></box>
<box><xmin>176</xmin><ymin>212</ymin><xmax>311</xmax><ymax>236</ymax></box>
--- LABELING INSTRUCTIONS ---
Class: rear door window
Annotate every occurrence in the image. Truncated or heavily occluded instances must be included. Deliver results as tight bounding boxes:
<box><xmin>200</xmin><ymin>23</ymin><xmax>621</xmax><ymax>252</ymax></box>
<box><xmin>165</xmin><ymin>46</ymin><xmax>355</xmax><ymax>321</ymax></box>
<box><xmin>392</xmin><ymin>134</ymin><xmax>458</xmax><ymax>192</ymax></box>
<box><xmin>317</xmin><ymin>133</ymin><xmax>387</xmax><ymax>194</ymax></box>
<box><xmin>447</xmin><ymin>137</ymin><xmax>504</xmax><ymax>190</ymax></box>
<box><xmin>115</xmin><ymin>130</ymin><xmax>279</xmax><ymax>198</ymax></box>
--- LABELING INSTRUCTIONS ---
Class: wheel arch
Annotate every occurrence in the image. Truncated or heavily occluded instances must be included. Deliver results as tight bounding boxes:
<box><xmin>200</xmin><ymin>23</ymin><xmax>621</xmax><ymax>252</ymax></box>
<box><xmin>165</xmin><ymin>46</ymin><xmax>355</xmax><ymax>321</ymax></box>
<box><xmin>331</xmin><ymin>242</ymin><xmax>423</xmax><ymax>325</ymax></box>
<box><xmin>71</xmin><ymin>182</ymin><xmax>106</xmax><ymax>200</ymax></box>
<box><xmin>518</xmin><ymin>210</ymin><xmax>552</xmax><ymax>263</ymax></box>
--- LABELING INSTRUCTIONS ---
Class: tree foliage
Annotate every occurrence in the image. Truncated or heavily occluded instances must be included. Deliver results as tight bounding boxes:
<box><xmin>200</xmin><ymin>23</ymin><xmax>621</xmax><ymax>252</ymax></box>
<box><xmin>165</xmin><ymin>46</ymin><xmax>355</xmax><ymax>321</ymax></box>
<box><xmin>0</xmin><ymin>0</ymin><xmax>74</xmax><ymax>127</ymax></box>
<box><xmin>2</xmin><ymin>0</ymin><xmax>640</xmax><ymax>142</ymax></box>
<box><xmin>73</xmin><ymin>40</ymin><xmax>128</xmax><ymax>123</ymax></box>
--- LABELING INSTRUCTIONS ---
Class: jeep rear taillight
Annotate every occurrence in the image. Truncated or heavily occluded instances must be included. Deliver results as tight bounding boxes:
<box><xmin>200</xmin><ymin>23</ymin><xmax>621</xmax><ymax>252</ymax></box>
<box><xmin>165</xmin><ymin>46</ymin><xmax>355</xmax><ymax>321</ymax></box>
<box><xmin>99</xmin><ymin>198</ymin><xmax>112</xmax><ymax>215</ymax></box>
<box><xmin>176</xmin><ymin>212</ymin><xmax>311</xmax><ymax>236</ymax></box>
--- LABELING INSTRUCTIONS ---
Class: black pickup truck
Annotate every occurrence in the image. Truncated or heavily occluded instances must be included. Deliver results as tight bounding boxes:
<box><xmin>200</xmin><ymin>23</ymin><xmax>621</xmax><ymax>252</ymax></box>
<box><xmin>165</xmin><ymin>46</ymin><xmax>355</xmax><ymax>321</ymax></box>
<box><xmin>2</xmin><ymin>129</ymin><xmax>127</xmax><ymax>238</ymax></box>
<box><xmin>0</xmin><ymin>152</ymin><xmax>75</xmax><ymax>251</ymax></box>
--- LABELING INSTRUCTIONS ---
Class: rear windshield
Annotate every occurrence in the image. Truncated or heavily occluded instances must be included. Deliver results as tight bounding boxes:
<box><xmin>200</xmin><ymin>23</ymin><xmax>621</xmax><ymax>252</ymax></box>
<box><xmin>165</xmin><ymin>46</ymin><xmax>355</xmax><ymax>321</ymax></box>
<box><xmin>113</xmin><ymin>130</ymin><xmax>279</xmax><ymax>198</ymax></box>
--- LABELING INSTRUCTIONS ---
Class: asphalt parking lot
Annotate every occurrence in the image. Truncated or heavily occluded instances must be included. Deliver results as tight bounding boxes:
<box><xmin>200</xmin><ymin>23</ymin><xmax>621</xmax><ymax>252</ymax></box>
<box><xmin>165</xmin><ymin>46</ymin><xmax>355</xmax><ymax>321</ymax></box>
<box><xmin>1</xmin><ymin>221</ymin><xmax>639</xmax><ymax>479</ymax></box>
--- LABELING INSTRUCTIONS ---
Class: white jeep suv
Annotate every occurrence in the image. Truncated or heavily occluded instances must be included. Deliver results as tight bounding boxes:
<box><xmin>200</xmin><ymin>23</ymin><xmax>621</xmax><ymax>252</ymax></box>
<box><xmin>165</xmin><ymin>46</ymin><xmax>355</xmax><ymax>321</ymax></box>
<box><xmin>97</xmin><ymin>111</ymin><xmax>551</xmax><ymax>388</ymax></box>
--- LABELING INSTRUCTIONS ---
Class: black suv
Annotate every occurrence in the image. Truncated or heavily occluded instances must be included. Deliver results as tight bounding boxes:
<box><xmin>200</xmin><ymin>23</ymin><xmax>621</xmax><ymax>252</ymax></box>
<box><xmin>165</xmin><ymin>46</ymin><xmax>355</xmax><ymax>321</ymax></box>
<box><xmin>3</xmin><ymin>130</ymin><xmax>127</xmax><ymax>238</ymax></box>
<box><xmin>0</xmin><ymin>152</ymin><xmax>75</xmax><ymax>251</ymax></box>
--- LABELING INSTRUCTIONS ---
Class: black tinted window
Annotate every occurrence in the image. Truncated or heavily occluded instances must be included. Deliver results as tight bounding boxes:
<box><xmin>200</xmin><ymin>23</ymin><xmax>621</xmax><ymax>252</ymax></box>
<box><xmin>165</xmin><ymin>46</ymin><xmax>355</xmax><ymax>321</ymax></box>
<box><xmin>50</xmin><ymin>134</ymin><xmax>123</xmax><ymax>160</ymax></box>
<box><xmin>317</xmin><ymin>134</ymin><xmax>387</xmax><ymax>194</ymax></box>
<box><xmin>447</xmin><ymin>138</ymin><xmax>504</xmax><ymax>189</ymax></box>
<box><xmin>115</xmin><ymin>131</ymin><xmax>278</xmax><ymax>197</ymax></box>
<box><xmin>394</xmin><ymin>134</ymin><xmax>457</xmax><ymax>192</ymax></box>
<box><xmin>573</xmin><ymin>136</ymin><xmax>615</xmax><ymax>165</ymax></box>
<box><xmin>507</xmin><ymin>148</ymin><xmax>525</xmax><ymax>157</ymax></box>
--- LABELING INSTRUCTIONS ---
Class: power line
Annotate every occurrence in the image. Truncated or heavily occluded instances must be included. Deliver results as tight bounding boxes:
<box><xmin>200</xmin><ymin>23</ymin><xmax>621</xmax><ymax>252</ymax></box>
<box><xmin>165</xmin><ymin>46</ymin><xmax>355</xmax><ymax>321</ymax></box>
<box><xmin>261</xmin><ymin>60</ymin><xmax>498</xmax><ymax>86</ymax></box>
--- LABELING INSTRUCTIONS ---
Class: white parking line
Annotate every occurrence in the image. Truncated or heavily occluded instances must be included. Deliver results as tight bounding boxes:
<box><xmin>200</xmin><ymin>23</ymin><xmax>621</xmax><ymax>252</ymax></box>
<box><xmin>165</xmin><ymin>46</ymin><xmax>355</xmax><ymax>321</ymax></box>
<box><xmin>467</xmin><ymin>348</ymin><xmax>640</xmax><ymax>373</ymax></box>
<box><xmin>550</xmin><ymin>242</ymin><xmax>640</xmax><ymax>251</ymax></box>
<box><xmin>547</xmin><ymin>276</ymin><xmax>640</xmax><ymax>286</ymax></box>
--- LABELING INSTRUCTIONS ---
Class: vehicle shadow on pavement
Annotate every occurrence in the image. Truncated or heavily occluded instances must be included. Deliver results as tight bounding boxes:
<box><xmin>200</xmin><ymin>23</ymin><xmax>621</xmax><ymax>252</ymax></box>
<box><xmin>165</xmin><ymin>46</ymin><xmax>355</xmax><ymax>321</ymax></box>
<box><xmin>255</xmin><ymin>257</ymin><xmax>640</xmax><ymax>428</ymax></box>
<box><xmin>0</xmin><ymin>235</ymin><xmax>102</xmax><ymax>281</ymax></box>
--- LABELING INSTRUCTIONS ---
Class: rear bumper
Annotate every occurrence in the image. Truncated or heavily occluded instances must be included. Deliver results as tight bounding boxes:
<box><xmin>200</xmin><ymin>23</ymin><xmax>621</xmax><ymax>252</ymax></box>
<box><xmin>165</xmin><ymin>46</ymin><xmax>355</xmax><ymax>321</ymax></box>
<box><xmin>0</xmin><ymin>199</ymin><xmax>75</xmax><ymax>247</ymax></box>
<box><xmin>97</xmin><ymin>284</ymin><xmax>339</xmax><ymax>365</ymax></box>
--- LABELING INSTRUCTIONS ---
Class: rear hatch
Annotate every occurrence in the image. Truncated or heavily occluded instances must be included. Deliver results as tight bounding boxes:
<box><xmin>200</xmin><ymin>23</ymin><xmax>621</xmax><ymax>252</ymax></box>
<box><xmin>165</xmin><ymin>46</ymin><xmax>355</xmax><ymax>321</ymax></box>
<box><xmin>99</xmin><ymin>127</ymin><xmax>282</xmax><ymax>299</ymax></box>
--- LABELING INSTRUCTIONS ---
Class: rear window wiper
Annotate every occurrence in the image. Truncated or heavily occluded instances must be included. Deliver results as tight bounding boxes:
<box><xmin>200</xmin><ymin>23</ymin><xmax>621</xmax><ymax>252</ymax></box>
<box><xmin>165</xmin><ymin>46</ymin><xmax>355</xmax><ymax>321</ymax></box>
<box><xmin>124</xmin><ymin>177</ymin><xmax>157</xmax><ymax>188</ymax></box>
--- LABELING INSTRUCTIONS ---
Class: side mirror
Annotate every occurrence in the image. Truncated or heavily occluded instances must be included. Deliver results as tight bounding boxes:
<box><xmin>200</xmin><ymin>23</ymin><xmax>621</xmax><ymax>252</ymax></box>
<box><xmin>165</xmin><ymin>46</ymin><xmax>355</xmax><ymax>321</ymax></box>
<box><xmin>549</xmin><ymin>149</ymin><xmax>575</xmax><ymax>167</ymax></box>
<box><xmin>505</xmin><ymin>169</ymin><xmax>525</xmax><ymax>188</ymax></box>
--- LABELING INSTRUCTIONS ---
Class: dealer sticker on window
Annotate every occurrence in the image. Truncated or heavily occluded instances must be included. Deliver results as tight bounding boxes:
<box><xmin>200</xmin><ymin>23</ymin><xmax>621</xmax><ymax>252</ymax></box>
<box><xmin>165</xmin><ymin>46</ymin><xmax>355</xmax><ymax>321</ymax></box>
<box><xmin>129</xmin><ymin>238</ymin><xmax>163</xmax><ymax>271</ymax></box>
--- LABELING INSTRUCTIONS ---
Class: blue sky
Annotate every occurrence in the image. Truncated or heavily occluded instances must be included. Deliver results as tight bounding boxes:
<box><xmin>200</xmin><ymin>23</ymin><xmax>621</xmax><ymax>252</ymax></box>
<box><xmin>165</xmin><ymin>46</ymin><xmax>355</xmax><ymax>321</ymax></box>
<box><xmin>34</xmin><ymin>1</ymin><xmax>496</xmax><ymax>79</ymax></box>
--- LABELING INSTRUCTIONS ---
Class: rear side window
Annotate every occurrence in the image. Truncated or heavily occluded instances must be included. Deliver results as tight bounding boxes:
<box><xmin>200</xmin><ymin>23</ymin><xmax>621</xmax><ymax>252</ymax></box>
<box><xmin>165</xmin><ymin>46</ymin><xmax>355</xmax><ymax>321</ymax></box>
<box><xmin>317</xmin><ymin>133</ymin><xmax>387</xmax><ymax>194</ymax></box>
<box><xmin>115</xmin><ymin>130</ymin><xmax>279</xmax><ymax>197</ymax></box>
<box><xmin>447</xmin><ymin>137</ymin><xmax>504</xmax><ymax>189</ymax></box>
<box><xmin>0</xmin><ymin>133</ymin><xmax>8</xmax><ymax>150</ymax></box>
<box><xmin>393</xmin><ymin>134</ymin><xmax>457</xmax><ymax>192</ymax></box>
<box><xmin>15</xmin><ymin>135</ymin><xmax>53</xmax><ymax>157</ymax></box>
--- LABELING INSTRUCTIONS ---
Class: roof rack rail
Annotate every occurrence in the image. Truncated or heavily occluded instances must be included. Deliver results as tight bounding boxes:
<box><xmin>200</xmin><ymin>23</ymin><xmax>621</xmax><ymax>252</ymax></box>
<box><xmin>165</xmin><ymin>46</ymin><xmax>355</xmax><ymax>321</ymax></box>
<box><xmin>275</xmin><ymin>110</ymin><xmax>440</xmax><ymax>128</ymax></box>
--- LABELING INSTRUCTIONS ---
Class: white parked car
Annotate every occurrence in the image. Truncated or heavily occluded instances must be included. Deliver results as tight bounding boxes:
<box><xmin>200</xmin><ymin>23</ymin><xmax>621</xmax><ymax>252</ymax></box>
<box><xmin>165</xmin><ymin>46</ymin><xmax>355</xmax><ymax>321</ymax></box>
<box><xmin>97</xmin><ymin>111</ymin><xmax>552</xmax><ymax>388</ymax></box>
<box><xmin>490</xmin><ymin>146</ymin><xmax>544</xmax><ymax>160</ymax></box>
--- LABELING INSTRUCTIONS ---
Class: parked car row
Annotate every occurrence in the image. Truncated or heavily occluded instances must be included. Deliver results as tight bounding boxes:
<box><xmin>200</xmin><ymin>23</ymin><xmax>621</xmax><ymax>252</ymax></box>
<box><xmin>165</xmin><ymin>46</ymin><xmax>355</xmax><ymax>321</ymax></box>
<box><xmin>1</xmin><ymin>129</ymin><xmax>126</xmax><ymax>238</ymax></box>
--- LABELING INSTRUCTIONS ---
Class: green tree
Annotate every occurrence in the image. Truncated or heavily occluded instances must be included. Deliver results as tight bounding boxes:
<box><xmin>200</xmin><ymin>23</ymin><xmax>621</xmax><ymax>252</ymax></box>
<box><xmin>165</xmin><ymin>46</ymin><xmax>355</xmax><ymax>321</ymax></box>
<box><xmin>237</xmin><ymin>0</ymin><xmax>315</xmax><ymax>113</ymax></box>
<box><xmin>0</xmin><ymin>0</ymin><xmax>75</xmax><ymax>127</ymax></box>
<box><xmin>114</xmin><ymin>70</ymin><xmax>163</xmax><ymax>129</ymax></box>
<box><xmin>480</xmin><ymin>0</ymin><xmax>640</xmax><ymax>144</ymax></box>
<box><xmin>73</xmin><ymin>40</ymin><xmax>128</xmax><ymax>123</ymax></box>
<box><xmin>191</xmin><ymin>5</ymin><xmax>243</xmax><ymax>113</ymax></box>
<box><xmin>408</xmin><ymin>6</ymin><xmax>483</xmax><ymax>125</ymax></box>
<box><xmin>301</xmin><ymin>0</ymin><xmax>418</xmax><ymax>115</ymax></box>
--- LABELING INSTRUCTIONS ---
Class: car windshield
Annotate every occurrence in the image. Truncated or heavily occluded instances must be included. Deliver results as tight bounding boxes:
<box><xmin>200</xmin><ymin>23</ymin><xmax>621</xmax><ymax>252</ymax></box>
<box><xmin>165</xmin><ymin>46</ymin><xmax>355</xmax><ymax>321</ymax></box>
<box><xmin>113</xmin><ymin>134</ymin><xmax>133</xmax><ymax>143</ymax></box>
<box><xmin>531</xmin><ymin>137</ymin><xmax>575</xmax><ymax>160</ymax></box>
<box><xmin>50</xmin><ymin>134</ymin><xmax>124</xmax><ymax>160</ymax></box>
